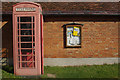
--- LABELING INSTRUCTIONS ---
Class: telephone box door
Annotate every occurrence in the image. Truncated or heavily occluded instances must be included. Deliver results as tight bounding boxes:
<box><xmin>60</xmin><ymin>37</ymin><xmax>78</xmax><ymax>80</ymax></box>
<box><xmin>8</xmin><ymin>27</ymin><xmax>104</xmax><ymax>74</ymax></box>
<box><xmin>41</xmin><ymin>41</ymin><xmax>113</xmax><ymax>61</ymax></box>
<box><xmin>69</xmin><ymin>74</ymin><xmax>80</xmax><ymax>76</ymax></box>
<box><xmin>13</xmin><ymin>2</ymin><xmax>43</xmax><ymax>76</ymax></box>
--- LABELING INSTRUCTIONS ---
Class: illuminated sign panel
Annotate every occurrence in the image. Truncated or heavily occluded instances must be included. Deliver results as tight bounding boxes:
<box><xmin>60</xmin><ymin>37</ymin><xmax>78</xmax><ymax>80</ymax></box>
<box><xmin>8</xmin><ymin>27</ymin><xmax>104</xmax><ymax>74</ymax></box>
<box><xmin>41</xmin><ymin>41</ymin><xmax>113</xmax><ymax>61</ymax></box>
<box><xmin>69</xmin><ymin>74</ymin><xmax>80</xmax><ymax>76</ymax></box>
<box><xmin>16</xmin><ymin>8</ymin><xmax>36</xmax><ymax>11</ymax></box>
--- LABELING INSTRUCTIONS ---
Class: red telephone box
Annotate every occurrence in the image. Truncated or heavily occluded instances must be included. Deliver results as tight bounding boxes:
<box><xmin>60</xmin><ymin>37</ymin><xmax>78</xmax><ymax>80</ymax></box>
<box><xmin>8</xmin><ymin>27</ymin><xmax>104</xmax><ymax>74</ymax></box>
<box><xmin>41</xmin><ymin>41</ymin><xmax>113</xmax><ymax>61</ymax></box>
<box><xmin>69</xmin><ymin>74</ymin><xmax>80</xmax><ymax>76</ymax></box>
<box><xmin>13</xmin><ymin>2</ymin><xmax>43</xmax><ymax>75</ymax></box>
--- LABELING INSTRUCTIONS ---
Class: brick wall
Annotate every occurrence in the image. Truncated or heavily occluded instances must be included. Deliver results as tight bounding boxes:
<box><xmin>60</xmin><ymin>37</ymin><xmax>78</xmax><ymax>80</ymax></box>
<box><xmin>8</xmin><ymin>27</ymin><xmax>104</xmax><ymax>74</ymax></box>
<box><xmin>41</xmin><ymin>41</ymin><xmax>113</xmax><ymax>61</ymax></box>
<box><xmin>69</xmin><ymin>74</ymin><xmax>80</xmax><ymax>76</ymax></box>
<box><xmin>44</xmin><ymin>21</ymin><xmax>118</xmax><ymax>58</ymax></box>
<box><xmin>2</xmin><ymin>15</ymin><xmax>119</xmax><ymax>65</ymax></box>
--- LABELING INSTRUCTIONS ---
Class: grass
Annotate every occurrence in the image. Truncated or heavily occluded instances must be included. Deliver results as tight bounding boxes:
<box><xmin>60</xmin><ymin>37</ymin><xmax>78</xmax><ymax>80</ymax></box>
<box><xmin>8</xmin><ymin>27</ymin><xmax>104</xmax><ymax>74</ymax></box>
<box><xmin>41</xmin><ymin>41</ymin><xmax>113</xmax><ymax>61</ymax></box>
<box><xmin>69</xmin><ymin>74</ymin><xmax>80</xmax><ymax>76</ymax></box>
<box><xmin>1</xmin><ymin>64</ymin><xmax>119</xmax><ymax>78</ymax></box>
<box><xmin>2</xmin><ymin>70</ymin><xmax>21</xmax><ymax>78</ymax></box>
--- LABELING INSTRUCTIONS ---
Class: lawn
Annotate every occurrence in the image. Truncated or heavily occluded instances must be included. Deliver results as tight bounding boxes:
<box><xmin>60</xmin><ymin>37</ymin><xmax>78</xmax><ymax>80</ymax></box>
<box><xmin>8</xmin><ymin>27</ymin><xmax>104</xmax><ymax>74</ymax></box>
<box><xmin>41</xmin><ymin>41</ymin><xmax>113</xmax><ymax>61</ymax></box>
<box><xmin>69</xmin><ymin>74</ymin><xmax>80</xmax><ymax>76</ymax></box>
<box><xmin>1</xmin><ymin>64</ymin><xmax>119</xmax><ymax>78</ymax></box>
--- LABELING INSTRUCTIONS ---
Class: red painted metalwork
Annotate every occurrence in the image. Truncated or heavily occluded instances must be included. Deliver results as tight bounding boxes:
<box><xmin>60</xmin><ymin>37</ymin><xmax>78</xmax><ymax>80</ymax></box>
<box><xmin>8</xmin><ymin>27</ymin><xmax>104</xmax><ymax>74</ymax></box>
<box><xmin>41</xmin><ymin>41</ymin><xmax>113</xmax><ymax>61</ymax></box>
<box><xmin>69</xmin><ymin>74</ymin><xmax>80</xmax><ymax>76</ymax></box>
<box><xmin>40</xmin><ymin>14</ymin><xmax>44</xmax><ymax>74</ymax></box>
<box><xmin>13</xmin><ymin>2</ymin><xmax>43</xmax><ymax>76</ymax></box>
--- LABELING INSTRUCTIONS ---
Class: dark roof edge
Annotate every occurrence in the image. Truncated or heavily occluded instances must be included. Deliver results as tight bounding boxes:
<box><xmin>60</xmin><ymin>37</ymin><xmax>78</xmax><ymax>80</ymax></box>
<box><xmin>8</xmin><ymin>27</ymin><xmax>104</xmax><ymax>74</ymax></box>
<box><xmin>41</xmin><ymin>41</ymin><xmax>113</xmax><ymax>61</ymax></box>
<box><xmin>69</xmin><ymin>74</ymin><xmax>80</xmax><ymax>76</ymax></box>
<box><xmin>63</xmin><ymin>23</ymin><xmax>84</xmax><ymax>26</ymax></box>
<box><xmin>1</xmin><ymin>11</ymin><xmax>120</xmax><ymax>15</ymax></box>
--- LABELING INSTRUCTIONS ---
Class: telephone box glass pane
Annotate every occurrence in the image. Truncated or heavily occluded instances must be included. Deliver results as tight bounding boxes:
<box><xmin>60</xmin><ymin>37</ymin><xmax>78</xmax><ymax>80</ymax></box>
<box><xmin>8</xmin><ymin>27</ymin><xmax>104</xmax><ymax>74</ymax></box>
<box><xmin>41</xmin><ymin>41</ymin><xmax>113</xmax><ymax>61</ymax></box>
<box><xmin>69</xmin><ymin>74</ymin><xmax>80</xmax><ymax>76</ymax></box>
<box><xmin>18</xmin><ymin>49</ymin><xmax>20</xmax><ymax>55</ymax></box>
<box><xmin>18</xmin><ymin>23</ymin><xmax>19</xmax><ymax>29</ymax></box>
<box><xmin>33</xmin><ymin>49</ymin><xmax>35</xmax><ymax>55</ymax></box>
<box><xmin>20</xmin><ymin>17</ymin><xmax>31</xmax><ymax>22</ymax></box>
<box><xmin>20</xmin><ymin>23</ymin><xmax>32</xmax><ymax>29</ymax></box>
<box><xmin>17</xmin><ymin>17</ymin><xmax>19</xmax><ymax>22</ymax></box>
<box><xmin>33</xmin><ymin>43</ymin><xmax>35</xmax><ymax>48</ymax></box>
<box><xmin>21</xmin><ymin>37</ymin><xmax>32</xmax><ymax>42</ymax></box>
<box><xmin>22</xmin><ymin>56</ymin><xmax>33</xmax><ymax>61</ymax></box>
<box><xmin>21</xmin><ymin>43</ymin><xmax>32</xmax><ymax>48</ymax></box>
<box><xmin>33</xmin><ymin>17</ymin><xmax>34</xmax><ymax>22</ymax></box>
<box><xmin>18</xmin><ymin>30</ymin><xmax>19</xmax><ymax>35</ymax></box>
<box><xmin>33</xmin><ymin>30</ymin><xmax>34</xmax><ymax>35</ymax></box>
<box><xmin>22</xmin><ymin>62</ymin><xmax>34</xmax><ymax>67</ymax></box>
<box><xmin>21</xmin><ymin>30</ymin><xmax>32</xmax><ymax>35</ymax></box>
<box><xmin>17</xmin><ymin>16</ymin><xmax>35</xmax><ymax>68</ymax></box>
<box><xmin>18</xmin><ymin>43</ymin><xmax>19</xmax><ymax>48</ymax></box>
<box><xmin>33</xmin><ymin>37</ymin><xmax>35</xmax><ymax>42</ymax></box>
<box><xmin>18</xmin><ymin>37</ymin><xmax>19</xmax><ymax>42</ymax></box>
<box><xmin>18</xmin><ymin>62</ymin><xmax>20</xmax><ymax>68</ymax></box>
<box><xmin>33</xmin><ymin>23</ymin><xmax>34</xmax><ymax>28</ymax></box>
<box><xmin>21</xmin><ymin>49</ymin><xmax>32</xmax><ymax>55</ymax></box>
<box><xmin>18</xmin><ymin>56</ymin><xmax>20</xmax><ymax>61</ymax></box>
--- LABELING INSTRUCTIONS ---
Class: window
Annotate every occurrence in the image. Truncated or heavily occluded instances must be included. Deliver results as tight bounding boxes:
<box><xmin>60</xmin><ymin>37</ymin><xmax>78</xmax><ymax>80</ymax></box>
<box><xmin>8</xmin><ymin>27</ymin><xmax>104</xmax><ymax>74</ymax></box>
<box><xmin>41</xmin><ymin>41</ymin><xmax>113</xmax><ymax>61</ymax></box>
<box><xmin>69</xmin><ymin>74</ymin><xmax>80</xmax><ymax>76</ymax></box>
<box><xmin>64</xmin><ymin>23</ymin><xmax>83</xmax><ymax>48</ymax></box>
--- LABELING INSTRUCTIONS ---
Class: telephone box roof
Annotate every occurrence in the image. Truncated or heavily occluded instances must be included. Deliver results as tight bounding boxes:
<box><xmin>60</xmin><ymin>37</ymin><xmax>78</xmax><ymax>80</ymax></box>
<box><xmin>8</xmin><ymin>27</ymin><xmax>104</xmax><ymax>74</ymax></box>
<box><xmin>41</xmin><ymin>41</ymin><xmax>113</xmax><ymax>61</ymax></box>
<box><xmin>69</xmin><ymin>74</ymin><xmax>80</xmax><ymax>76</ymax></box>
<box><xmin>1</xmin><ymin>2</ymin><xmax>120</xmax><ymax>15</ymax></box>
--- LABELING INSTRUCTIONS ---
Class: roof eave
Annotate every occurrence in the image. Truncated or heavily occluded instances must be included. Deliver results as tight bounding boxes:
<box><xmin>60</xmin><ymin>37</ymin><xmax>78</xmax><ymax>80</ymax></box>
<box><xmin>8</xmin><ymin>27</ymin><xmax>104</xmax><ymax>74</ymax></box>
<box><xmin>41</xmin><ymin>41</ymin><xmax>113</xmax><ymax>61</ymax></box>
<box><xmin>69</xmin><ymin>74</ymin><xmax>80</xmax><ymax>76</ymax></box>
<box><xmin>1</xmin><ymin>11</ymin><xmax>120</xmax><ymax>16</ymax></box>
